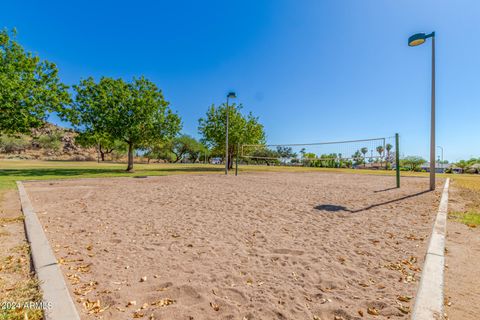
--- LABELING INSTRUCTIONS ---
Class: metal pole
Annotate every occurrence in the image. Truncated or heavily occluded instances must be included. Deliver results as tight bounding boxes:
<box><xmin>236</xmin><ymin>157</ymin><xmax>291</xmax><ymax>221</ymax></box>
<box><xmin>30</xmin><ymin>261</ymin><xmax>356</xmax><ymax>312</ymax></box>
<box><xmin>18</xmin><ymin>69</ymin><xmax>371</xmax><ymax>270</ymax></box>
<box><xmin>396</xmin><ymin>133</ymin><xmax>400</xmax><ymax>188</ymax></box>
<box><xmin>430</xmin><ymin>33</ymin><xmax>436</xmax><ymax>190</ymax></box>
<box><xmin>225</xmin><ymin>97</ymin><xmax>229</xmax><ymax>175</ymax></box>
<box><xmin>235</xmin><ymin>143</ymin><xmax>239</xmax><ymax>176</ymax></box>
<box><xmin>437</xmin><ymin>146</ymin><xmax>443</xmax><ymax>163</ymax></box>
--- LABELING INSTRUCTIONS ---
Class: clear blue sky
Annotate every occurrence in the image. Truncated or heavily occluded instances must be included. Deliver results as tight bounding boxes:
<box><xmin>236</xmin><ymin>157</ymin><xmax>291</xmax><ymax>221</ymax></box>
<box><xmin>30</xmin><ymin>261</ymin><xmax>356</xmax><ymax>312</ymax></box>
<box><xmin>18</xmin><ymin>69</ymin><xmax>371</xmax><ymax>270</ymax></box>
<box><xmin>2</xmin><ymin>0</ymin><xmax>479</xmax><ymax>161</ymax></box>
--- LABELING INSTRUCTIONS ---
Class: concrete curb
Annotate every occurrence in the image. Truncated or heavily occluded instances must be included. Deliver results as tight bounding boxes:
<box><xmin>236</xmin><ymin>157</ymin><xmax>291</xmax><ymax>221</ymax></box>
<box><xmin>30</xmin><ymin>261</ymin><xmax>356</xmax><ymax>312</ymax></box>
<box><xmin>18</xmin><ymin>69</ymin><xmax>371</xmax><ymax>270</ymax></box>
<box><xmin>412</xmin><ymin>178</ymin><xmax>450</xmax><ymax>320</ymax></box>
<box><xmin>16</xmin><ymin>181</ymin><xmax>80</xmax><ymax>320</ymax></box>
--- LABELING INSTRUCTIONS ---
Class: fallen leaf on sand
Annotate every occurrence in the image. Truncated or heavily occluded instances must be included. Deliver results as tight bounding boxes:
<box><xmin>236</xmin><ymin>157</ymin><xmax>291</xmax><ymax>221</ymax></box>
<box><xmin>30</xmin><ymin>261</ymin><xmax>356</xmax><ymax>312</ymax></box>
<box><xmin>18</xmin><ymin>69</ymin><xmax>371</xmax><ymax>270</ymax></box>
<box><xmin>133</xmin><ymin>311</ymin><xmax>145</xmax><ymax>318</ymax></box>
<box><xmin>367</xmin><ymin>307</ymin><xmax>379</xmax><ymax>316</ymax></box>
<box><xmin>67</xmin><ymin>273</ymin><xmax>80</xmax><ymax>285</ymax></box>
<box><xmin>83</xmin><ymin>299</ymin><xmax>109</xmax><ymax>314</ymax></box>
<box><xmin>358</xmin><ymin>310</ymin><xmax>364</xmax><ymax>317</ymax></box>
<box><xmin>397</xmin><ymin>305</ymin><xmax>410</xmax><ymax>314</ymax></box>
<box><xmin>210</xmin><ymin>302</ymin><xmax>220</xmax><ymax>311</ymax></box>
<box><xmin>151</xmin><ymin>298</ymin><xmax>175</xmax><ymax>307</ymax></box>
<box><xmin>397</xmin><ymin>295</ymin><xmax>412</xmax><ymax>302</ymax></box>
<box><xmin>76</xmin><ymin>264</ymin><xmax>91</xmax><ymax>273</ymax></box>
<box><xmin>86</xmin><ymin>244</ymin><xmax>93</xmax><ymax>251</ymax></box>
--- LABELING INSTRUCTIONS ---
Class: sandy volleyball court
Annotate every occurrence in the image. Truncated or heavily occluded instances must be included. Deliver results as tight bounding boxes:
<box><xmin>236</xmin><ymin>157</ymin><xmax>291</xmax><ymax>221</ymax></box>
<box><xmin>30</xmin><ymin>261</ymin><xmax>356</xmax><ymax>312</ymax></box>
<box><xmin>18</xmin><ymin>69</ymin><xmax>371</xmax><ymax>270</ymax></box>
<box><xmin>24</xmin><ymin>172</ymin><xmax>442</xmax><ymax>320</ymax></box>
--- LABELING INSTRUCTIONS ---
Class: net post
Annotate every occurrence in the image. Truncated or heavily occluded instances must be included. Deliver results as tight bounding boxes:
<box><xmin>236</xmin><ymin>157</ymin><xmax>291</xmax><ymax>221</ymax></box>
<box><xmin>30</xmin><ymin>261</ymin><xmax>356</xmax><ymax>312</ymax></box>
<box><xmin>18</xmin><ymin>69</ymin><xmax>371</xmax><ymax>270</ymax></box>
<box><xmin>395</xmin><ymin>133</ymin><xmax>400</xmax><ymax>188</ymax></box>
<box><xmin>235</xmin><ymin>143</ymin><xmax>239</xmax><ymax>176</ymax></box>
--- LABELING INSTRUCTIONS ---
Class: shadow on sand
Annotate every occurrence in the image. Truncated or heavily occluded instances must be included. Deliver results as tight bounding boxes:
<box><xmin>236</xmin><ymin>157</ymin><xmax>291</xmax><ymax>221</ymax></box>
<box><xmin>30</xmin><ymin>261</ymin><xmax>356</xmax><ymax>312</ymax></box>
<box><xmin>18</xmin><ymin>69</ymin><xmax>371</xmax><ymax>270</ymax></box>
<box><xmin>314</xmin><ymin>189</ymin><xmax>432</xmax><ymax>213</ymax></box>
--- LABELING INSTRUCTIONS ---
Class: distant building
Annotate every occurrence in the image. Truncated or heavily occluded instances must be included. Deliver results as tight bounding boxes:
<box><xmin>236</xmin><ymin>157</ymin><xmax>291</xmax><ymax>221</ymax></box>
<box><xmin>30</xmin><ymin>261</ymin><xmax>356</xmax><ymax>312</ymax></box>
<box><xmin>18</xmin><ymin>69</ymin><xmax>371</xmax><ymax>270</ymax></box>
<box><xmin>420</xmin><ymin>162</ymin><xmax>452</xmax><ymax>173</ymax></box>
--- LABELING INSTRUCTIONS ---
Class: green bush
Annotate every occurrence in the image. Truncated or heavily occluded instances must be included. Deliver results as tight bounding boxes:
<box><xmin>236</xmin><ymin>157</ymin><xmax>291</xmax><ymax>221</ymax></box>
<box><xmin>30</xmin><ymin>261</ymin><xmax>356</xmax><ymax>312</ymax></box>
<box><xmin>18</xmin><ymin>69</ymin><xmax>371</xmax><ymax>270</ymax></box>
<box><xmin>37</xmin><ymin>132</ymin><xmax>62</xmax><ymax>153</ymax></box>
<box><xmin>0</xmin><ymin>135</ymin><xmax>30</xmax><ymax>153</ymax></box>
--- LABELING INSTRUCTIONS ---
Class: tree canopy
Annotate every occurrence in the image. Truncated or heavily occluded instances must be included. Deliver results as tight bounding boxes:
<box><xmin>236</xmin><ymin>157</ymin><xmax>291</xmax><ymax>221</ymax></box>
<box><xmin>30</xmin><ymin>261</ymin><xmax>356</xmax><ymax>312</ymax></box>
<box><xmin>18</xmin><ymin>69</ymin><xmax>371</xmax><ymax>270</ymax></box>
<box><xmin>63</xmin><ymin>76</ymin><xmax>181</xmax><ymax>171</ymax></box>
<box><xmin>0</xmin><ymin>29</ymin><xmax>70</xmax><ymax>134</ymax></box>
<box><xmin>401</xmin><ymin>156</ymin><xmax>426</xmax><ymax>171</ymax></box>
<box><xmin>198</xmin><ymin>103</ymin><xmax>265</xmax><ymax>168</ymax></box>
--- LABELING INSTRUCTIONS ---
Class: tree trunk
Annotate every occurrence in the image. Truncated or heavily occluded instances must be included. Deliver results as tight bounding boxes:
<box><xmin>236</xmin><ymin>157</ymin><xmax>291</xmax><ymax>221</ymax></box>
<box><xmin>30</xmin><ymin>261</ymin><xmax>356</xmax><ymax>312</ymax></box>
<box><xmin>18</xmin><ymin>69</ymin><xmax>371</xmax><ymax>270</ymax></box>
<box><xmin>100</xmin><ymin>150</ymin><xmax>105</xmax><ymax>162</ymax></box>
<box><xmin>126</xmin><ymin>142</ymin><xmax>134</xmax><ymax>172</ymax></box>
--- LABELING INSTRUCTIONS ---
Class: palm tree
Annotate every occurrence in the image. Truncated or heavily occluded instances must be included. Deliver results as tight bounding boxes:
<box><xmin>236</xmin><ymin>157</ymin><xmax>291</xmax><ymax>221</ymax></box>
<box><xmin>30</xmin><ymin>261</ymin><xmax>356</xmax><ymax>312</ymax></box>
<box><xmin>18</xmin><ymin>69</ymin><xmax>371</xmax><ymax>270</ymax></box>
<box><xmin>386</xmin><ymin>143</ymin><xmax>393</xmax><ymax>159</ymax></box>
<box><xmin>376</xmin><ymin>146</ymin><xmax>384</xmax><ymax>169</ymax></box>
<box><xmin>299</xmin><ymin>148</ymin><xmax>306</xmax><ymax>159</ymax></box>
<box><xmin>385</xmin><ymin>143</ymin><xmax>393</xmax><ymax>170</ymax></box>
<box><xmin>360</xmin><ymin>147</ymin><xmax>368</xmax><ymax>167</ymax></box>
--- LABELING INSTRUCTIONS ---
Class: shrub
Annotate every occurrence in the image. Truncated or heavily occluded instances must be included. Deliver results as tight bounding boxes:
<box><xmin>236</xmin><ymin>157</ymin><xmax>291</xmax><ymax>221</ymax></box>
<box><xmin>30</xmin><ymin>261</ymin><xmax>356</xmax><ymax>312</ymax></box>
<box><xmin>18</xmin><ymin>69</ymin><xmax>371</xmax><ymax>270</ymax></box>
<box><xmin>37</xmin><ymin>132</ymin><xmax>62</xmax><ymax>153</ymax></box>
<box><xmin>0</xmin><ymin>135</ymin><xmax>30</xmax><ymax>154</ymax></box>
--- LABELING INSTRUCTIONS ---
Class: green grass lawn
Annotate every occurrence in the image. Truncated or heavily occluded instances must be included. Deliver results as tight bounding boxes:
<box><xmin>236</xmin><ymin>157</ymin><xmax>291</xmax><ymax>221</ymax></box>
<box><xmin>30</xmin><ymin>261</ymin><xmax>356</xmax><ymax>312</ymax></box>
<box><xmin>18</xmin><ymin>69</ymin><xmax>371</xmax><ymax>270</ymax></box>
<box><xmin>1</xmin><ymin>159</ymin><xmax>480</xmax><ymax>192</ymax></box>
<box><xmin>0</xmin><ymin>160</ymin><xmax>230</xmax><ymax>190</ymax></box>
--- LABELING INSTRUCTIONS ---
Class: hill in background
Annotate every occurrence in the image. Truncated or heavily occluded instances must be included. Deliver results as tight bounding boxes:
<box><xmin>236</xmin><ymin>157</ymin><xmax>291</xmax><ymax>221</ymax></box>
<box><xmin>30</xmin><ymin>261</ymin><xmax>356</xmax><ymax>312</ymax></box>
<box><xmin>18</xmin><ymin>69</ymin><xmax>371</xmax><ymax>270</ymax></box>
<box><xmin>0</xmin><ymin>123</ymin><xmax>98</xmax><ymax>161</ymax></box>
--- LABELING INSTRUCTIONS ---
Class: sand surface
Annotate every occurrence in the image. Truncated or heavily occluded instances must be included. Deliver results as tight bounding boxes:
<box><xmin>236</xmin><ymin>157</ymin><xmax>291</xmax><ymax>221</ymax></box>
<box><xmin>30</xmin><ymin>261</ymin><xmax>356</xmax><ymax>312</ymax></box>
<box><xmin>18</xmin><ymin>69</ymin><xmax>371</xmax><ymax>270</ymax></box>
<box><xmin>24</xmin><ymin>172</ymin><xmax>442</xmax><ymax>320</ymax></box>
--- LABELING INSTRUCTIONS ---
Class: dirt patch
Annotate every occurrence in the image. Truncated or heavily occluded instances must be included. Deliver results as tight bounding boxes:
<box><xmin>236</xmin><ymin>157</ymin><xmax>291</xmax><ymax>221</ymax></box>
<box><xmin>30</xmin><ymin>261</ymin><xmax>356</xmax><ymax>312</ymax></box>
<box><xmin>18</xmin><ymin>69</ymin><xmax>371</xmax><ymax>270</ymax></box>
<box><xmin>0</xmin><ymin>190</ymin><xmax>43</xmax><ymax>320</ymax></box>
<box><xmin>24</xmin><ymin>172</ymin><xmax>442</xmax><ymax>320</ymax></box>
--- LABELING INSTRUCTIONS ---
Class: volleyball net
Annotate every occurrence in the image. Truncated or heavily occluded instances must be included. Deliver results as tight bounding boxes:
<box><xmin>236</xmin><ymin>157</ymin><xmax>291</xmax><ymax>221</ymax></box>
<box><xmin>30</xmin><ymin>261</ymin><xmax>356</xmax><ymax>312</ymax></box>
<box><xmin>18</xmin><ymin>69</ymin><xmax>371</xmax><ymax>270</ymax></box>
<box><xmin>240</xmin><ymin>136</ymin><xmax>397</xmax><ymax>168</ymax></box>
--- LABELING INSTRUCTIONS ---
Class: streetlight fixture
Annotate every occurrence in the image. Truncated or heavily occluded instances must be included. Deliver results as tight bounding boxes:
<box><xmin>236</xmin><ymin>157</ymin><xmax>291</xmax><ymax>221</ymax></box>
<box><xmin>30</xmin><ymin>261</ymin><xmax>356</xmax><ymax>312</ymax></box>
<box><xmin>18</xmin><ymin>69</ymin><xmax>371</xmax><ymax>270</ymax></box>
<box><xmin>408</xmin><ymin>31</ymin><xmax>436</xmax><ymax>190</ymax></box>
<box><xmin>225</xmin><ymin>92</ymin><xmax>237</xmax><ymax>175</ymax></box>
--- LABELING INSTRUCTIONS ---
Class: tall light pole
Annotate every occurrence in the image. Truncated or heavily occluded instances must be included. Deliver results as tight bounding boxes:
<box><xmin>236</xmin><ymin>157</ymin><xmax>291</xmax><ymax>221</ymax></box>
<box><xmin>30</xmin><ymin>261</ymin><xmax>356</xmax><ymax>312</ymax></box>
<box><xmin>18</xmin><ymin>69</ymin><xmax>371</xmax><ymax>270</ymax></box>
<box><xmin>408</xmin><ymin>31</ymin><xmax>436</xmax><ymax>190</ymax></box>
<box><xmin>437</xmin><ymin>146</ymin><xmax>444</xmax><ymax>163</ymax></box>
<box><xmin>225</xmin><ymin>92</ymin><xmax>236</xmax><ymax>175</ymax></box>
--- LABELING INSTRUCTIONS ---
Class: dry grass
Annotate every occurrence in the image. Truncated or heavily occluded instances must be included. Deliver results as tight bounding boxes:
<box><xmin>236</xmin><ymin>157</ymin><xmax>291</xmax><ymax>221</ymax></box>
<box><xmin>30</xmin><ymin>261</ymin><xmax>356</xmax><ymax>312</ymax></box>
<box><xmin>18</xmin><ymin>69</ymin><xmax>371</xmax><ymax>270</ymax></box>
<box><xmin>0</xmin><ymin>216</ymin><xmax>24</xmax><ymax>224</ymax></box>
<box><xmin>0</xmin><ymin>189</ymin><xmax>43</xmax><ymax>320</ymax></box>
<box><xmin>449</xmin><ymin>175</ymin><xmax>480</xmax><ymax>227</ymax></box>
<box><xmin>0</xmin><ymin>245</ymin><xmax>43</xmax><ymax>320</ymax></box>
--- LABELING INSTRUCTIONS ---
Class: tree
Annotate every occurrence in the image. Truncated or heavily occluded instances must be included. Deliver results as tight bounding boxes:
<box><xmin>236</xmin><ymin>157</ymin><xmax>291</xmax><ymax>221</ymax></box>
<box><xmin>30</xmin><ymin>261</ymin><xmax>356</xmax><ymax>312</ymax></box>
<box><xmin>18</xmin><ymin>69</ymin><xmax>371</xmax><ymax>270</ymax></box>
<box><xmin>386</xmin><ymin>143</ymin><xmax>393</xmax><ymax>157</ymax></box>
<box><xmin>401</xmin><ymin>156</ymin><xmax>426</xmax><ymax>171</ymax></box>
<box><xmin>276</xmin><ymin>146</ymin><xmax>297</xmax><ymax>164</ymax></box>
<box><xmin>299</xmin><ymin>148</ymin><xmax>306</xmax><ymax>159</ymax></box>
<box><xmin>376</xmin><ymin>145</ymin><xmax>385</xmax><ymax>168</ymax></box>
<box><xmin>64</xmin><ymin>77</ymin><xmax>181</xmax><ymax>171</ymax></box>
<box><xmin>171</xmin><ymin>135</ymin><xmax>203</xmax><ymax>163</ymax></box>
<box><xmin>360</xmin><ymin>147</ymin><xmax>368</xmax><ymax>167</ymax></box>
<box><xmin>455</xmin><ymin>160</ymin><xmax>469</xmax><ymax>172</ymax></box>
<box><xmin>187</xmin><ymin>141</ymin><xmax>208</xmax><ymax>163</ymax></box>
<box><xmin>198</xmin><ymin>103</ymin><xmax>265</xmax><ymax>169</ymax></box>
<box><xmin>376</xmin><ymin>145</ymin><xmax>384</xmax><ymax>157</ymax></box>
<box><xmin>251</xmin><ymin>148</ymin><xmax>280</xmax><ymax>166</ymax></box>
<box><xmin>143</xmin><ymin>141</ymin><xmax>176</xmax><ymax>163</ymax></box>
<box><xmin>0</xmin><ymin>29</ymin><xmax>70</xmax><ymax>134</ymax></box>
<box><xmin>303</xmin><ymin>152</ymin><xmax>317</xmax><ymax>167</ymax></box>
<box><xmin>352</xmin><ymin>150</ymin><xmax>363</xmax><ymax>166</ymax></box>
<box><xmin>75</xmin><ymin>132</ymin><xmax>126</xmax><ymax>162</ymax></box>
